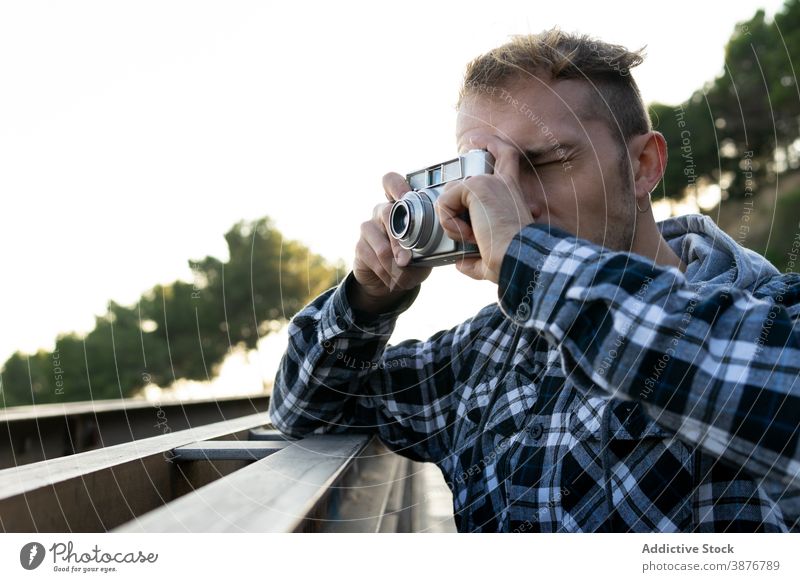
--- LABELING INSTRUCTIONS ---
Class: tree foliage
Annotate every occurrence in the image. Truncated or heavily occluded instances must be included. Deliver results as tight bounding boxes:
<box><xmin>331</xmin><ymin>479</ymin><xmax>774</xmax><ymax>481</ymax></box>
<box><xmin>651</xmin><ymin>0</ymin><xmax>800</xmax><ymax>200</ymax></box>
<box><xmin>0</xmin><ymin>217</ymin><xmax>345</xmax><ymax>407</ymax></box>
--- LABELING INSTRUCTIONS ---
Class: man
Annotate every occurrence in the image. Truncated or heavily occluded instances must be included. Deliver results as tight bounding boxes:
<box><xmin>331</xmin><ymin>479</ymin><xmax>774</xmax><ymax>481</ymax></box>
<box><xmin>269</xmin><ymin>29</ymin><xmax>800</xmax><ymax>532</ymax></box>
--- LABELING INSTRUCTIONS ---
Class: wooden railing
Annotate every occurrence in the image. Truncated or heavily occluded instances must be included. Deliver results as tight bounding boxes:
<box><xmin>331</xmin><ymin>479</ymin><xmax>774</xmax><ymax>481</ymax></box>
<box><xmin>0</xmin><ymin>394</ymin><xmax>270</xmax><ymax>469</ymax></box>
<box><xmin>0</xmin><ymin>397</ymin><xmax>455</xmax><ymax>532</ymax></box>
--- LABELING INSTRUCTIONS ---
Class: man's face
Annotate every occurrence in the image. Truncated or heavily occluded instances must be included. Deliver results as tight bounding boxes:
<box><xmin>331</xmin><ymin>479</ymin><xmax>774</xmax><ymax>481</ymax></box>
<box><xmin>456</xmin><ymin>77</ymin><xmax>637</xmax><ymax>251</ymax></box>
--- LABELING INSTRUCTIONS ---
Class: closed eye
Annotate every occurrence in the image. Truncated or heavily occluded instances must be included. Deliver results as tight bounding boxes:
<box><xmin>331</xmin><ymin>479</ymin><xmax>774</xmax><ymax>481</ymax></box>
<box><xmin>521</xmin><ymin>160</ymin><xmax>554</xmax><ymax>172</ymax></box>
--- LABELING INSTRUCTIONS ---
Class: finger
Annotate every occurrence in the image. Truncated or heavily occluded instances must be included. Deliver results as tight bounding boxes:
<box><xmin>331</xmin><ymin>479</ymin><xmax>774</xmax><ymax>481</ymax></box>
<box><xmin>377</xmin><ymin>203</ymin><xmax>412</xmax><ymax>266</ymax></box>
<box><xmin>373</xmin><ymin>202</ymin><xmax>406</xmax><ymax>260</ymax></box>
<box><xmin>382</xmin><ymin>172</ymin><xmax>412</xmax><ymax>202</ymax></box>
<box><xmin>356</xmin><ymin>236</ymin><xmax>392</xmax><ymax>288</ymax></box>
<box><xmin>396</xmin><ymin>263</ymin><xmax>433</xmax><ymax>288</ymax></box>
<box><xmin>467</xmin><ymin>134</ymin><xmax>521</xmax><ymax>184</ymax></box>
<box><xmin>366</xmin><ymin>214</ymin><xmax>416</xmax><ymax>287</ymax></box>
<box><xmin>436</xmin><ymin>182</ymin><xmax>475</xmax><ymax>243</ymax></box>
<box><xmin>361</xmin><ymin>221</ymin><xmax>398</xmax><ymax>283</ymax></box>
<box><xmin>372</xmin><ymin>202</ymin><xmax>386</xmax><ymax>221</ymax></box>
<box><xmin>355</xmin><ymin>238</ymin><xmax>392</xmax><ymax>289</ymax></box>
<box><xmin>440</xmin><ymin>211</ymin><xmax>475</xmax><ymax>244</ymax></box>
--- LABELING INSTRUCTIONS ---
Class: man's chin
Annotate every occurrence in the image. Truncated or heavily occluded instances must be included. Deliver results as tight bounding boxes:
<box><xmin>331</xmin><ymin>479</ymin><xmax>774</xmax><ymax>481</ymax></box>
<box><xmin>575</xmin><ymin>228</ymin><xmax>635</xmax><ymax>253</ymax></box>
<box><xmin>527</xmin><ymin>217</ymin><xmax>633</xmax><ymax>253</ymax></box>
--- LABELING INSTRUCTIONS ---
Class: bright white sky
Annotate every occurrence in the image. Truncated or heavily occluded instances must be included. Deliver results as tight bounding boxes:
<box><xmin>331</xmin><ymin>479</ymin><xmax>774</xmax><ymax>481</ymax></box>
<box><xmin>0</xmin><ymin>0</ymin><xmax>789</xmax><ymax>395</ymax></box>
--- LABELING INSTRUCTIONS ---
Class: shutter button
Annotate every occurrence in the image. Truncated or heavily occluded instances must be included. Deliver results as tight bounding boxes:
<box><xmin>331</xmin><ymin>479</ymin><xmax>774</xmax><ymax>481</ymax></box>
<box><xmin>527</xmin><ymin>423</ymin><xmax>544</xmax><ymax>440</ymax></box>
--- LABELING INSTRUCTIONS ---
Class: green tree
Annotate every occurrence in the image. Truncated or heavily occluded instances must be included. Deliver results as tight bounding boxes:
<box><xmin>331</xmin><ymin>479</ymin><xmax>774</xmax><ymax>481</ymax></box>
<box><xmin>652</xmin><ymin>0</ymin><xmax>800</xmax><ymax>200</ymax></box>
<box><xmin>1</xmin><ymin>216</ymin><xmax>345</xmax><ymax>407</ymax></box>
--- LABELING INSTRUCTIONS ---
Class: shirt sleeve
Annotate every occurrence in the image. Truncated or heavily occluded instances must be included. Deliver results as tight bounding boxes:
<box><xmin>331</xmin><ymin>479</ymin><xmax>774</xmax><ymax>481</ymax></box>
<box><xmin>497</xmin><ymin>222</ymin><xmax>800</xmax><ymax>493</ymax></box>
<box><xmin>268</xmin><ymin>270</ymin><xmax>491</xmax><ymax>464</ymax></box>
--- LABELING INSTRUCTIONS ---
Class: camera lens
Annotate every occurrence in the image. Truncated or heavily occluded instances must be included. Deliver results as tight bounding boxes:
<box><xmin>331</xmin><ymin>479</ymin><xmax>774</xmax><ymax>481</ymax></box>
<box><xmin>390</xmin><ymin>201</ymin><xmax>411</xmax><ymax>238</ymax></box>
<box><xmin>388</xmin><ymin>191</ymin><xmax>435</xmax><ymax>251</ymax></box>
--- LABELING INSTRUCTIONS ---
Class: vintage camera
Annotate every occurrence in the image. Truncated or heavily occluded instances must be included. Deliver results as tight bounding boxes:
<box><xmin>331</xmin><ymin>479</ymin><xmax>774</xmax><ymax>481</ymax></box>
<box><xmin>388</xmin><ymin>149</ymin><xmax>494</xmax><ymax>267</ymax></box>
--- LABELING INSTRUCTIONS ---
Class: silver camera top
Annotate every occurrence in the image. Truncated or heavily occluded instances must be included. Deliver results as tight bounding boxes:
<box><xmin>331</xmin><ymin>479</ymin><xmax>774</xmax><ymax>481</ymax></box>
<box><xmin>406</xmin><ymin>149</ymin><xmax>495</xmax><ymax>190</ymax></box>
<box><xmin>387</xmin><ymin>149</ymin><xmax>494</xmax><ymax>268</ymax></box>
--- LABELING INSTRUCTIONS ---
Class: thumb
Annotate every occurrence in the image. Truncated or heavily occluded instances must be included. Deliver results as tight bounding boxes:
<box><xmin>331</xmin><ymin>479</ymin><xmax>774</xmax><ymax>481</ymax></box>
<box><xmin>383</xmin><ymin>172</ymin><xmax>412</xmax><ymax>201</ymax></box>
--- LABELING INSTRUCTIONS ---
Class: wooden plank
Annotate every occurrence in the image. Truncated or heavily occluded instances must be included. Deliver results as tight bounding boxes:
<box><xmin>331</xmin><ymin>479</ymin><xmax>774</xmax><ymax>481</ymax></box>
<box><xmin>319</xmin><ymin>438</ymin><xmax>404</xmax><ymax>533</ymax></box>
<box><xmin>0</xmin><ymin>414</ymin><xmax>270</xmax><ymax>532</ymax></box>
<box><xmin>410</xmin><ymin>462</ymin><xmax>458</xmax><ymax>533</ymax></box>
<box><xmin>378</xmin><ymin>457</ymin><xmax>412</xmax><ymax>533</ymax></box>
<box><xmin>172</xmin><ymin>440</ymin><xmax>292</xmax><ymax>461</ymax></box>
<box><xmin>0</xmin><ymin>413</ymin><xmax>267</xmax><ymax>500</ymax></box>
<box><xmin>113</xmin><ymin>434</ymin><xmax>371</xmax><ymax>533</ymax></box>
<box><xmin>248</xmin><ymin>428</ymin><xmax>297</xmax><ymax>441</ymax></box>
<box><xmin>0</xmin><ymin>395</ymin><xmax>269</xmax><ymax>423</ymax></box>
<box><xmin>0</xmin><ymin>396</ymin><xmax>270</xmax><ymax>469</ymax></box>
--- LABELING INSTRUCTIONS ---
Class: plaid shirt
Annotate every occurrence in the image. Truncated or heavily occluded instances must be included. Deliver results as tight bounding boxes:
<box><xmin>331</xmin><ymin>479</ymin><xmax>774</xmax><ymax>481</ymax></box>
<box><xmin>269</xmin><ymin>215</ymin><xmax>800</xmax><ymax>532</ymax></box>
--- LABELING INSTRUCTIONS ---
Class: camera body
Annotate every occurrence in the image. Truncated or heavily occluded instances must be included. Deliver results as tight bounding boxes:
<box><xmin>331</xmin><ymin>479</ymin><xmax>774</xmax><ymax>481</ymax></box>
<box><xmin>388</xmin><ymin>149</ymin><xmax>494</xmax><ymax>267</ymax></box>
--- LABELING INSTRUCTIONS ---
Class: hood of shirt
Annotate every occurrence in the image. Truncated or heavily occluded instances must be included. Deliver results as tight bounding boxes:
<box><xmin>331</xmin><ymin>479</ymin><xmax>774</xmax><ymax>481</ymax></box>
<box><xmin>657</xmin><ymin>213</ymin><xmax>779</xmax><ymax>291</ymax></box>
<box><xmin>657</xmin><ymin>213</ymin><xmax>798</xmax><ymax>522</ymax></box>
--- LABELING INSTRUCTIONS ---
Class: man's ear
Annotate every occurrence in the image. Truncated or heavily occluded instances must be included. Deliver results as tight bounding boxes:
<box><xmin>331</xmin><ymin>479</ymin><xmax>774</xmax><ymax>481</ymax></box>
<box><xmin>630</xmin><ymin>131</ymin><xmax>667</xmax><ymax>201</ymax></box>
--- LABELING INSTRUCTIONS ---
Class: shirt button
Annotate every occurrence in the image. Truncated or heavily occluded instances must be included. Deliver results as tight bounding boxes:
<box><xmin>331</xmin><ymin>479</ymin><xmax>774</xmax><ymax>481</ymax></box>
<box><xmin>622</xmin><ymin>403</ymin><xmax>635</xmax><ymax>424</ymax></box>
<box><xmin>527</xmin><ymin>423</ymin><xmax>544</xmax><ymax>440</ymax></box>
<box><xmin>335</xmin><ymin>315</ymin><xmax>346</xmax><ymax>328</ymax></box>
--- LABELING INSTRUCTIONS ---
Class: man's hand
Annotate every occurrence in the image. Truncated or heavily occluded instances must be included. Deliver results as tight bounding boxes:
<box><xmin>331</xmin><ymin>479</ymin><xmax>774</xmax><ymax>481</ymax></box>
<box><xmin>436</xmin><ymin>135</ymin><xmax>534</xmax><ymax>283</ymax></box>
<box><xmin>349</xmin><ymin>173</ymin><xmax>433</xmax><ymax>315</ymax></box>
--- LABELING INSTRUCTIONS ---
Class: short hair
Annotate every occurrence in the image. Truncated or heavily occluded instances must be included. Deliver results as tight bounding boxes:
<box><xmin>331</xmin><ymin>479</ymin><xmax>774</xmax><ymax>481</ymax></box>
<box><xmin>457</xmin><ymin>28</ymin><xmax>651</xmax><ymax>145</ymax></box>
